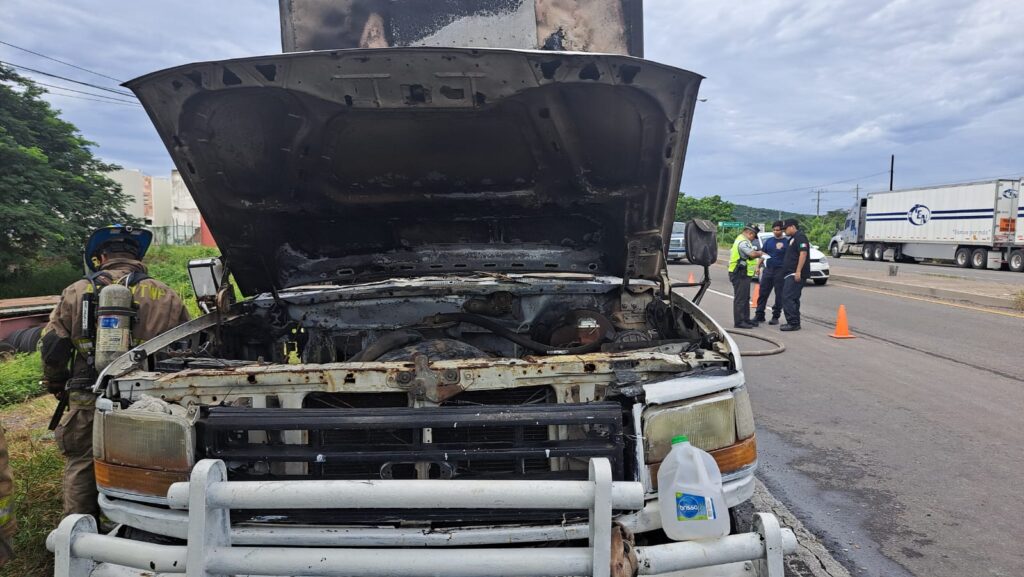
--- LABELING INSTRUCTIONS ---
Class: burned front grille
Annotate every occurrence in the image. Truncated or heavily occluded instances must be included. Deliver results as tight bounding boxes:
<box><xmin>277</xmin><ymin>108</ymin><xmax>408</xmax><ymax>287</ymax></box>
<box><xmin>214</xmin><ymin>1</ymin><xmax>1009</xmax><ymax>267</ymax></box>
<box><xmin>198</xmin><ymin>394</ymin><xmax>623</xmax><ymax>483</ymax></box>
<box><xmin>197</xmin><ymin>390</ymin><xmax>623</xmax><ymax>525</ymax></box>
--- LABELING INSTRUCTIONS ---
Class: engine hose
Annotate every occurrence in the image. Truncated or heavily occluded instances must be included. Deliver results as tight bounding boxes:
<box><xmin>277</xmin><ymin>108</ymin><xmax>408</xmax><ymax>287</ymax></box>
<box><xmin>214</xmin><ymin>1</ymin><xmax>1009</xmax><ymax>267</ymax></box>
<box><xmin>428</xmin><ymin>312</ymin><xmax>603</xmax><ymax>355</ymax></box>
<box><xmin>728</xmin><ymin>329</ymin><xmax>787</xmax><ymax>356</ymax></box>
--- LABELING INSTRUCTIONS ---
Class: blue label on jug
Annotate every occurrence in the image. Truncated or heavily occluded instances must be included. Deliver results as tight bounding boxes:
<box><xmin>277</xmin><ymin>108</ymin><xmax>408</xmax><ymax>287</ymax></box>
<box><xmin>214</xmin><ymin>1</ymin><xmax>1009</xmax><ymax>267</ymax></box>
<box><xmin>99</xmin><ymin>316</ymin><xmax>119</xmax><ymax>328</ymax></box>
<box><xmin>675</xmin><ymin>492</ymin><xmax>711</xmax><ymax>521</ymax></box>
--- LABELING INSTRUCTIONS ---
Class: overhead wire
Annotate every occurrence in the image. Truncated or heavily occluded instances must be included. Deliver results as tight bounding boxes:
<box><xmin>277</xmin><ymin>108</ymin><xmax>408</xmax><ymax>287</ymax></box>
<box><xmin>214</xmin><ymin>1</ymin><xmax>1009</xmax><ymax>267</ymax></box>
<box><xmin>0</xmin><ymin>40</ymin><xmax>125</xmax><ymax>83</ymax></box>
<box><xmin>33</xmin><ymin>81</ymin><xmax>141</xmax><ymax>105</ymax></box>
<box><xmin>728</xmin><ymin>170</ymin><xmax>892</xmax><ymax>198</ymax></box>
<box><xmin>0</xmin><ymin>61</ymin><xmax>135</xmax><ymax>97</ymax></box>
<box><xmin>45</xmin><ymin>92</ymin><xmax>142</xmax><ymax>107</ymax></box>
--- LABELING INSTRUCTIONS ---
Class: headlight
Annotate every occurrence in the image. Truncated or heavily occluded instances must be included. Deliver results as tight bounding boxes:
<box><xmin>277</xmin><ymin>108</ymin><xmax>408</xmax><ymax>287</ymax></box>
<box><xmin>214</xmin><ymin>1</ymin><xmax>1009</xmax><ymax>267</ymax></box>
<box><xmin>819</xmin><ymin>257</ymin><xmax>828</xmax><ymax>265</ymax></box>
<box><xmin>643</xmin><ymin>388</ymin><xmax>757</xmax><ymax>481</ymax></box>
<box><xmin>643</xmin><ymin>392</ymin><xmax>736</xmax><ymax>463</ymax></box>
<box><xmin>94</xmin><ymin>410</ymin><xmax>193</xmax><ymax>502</ymax></box>
<box><xmin>734</xmin><ymin>386</ymin><xmax>755</xmax><ymax>439</ymax></box>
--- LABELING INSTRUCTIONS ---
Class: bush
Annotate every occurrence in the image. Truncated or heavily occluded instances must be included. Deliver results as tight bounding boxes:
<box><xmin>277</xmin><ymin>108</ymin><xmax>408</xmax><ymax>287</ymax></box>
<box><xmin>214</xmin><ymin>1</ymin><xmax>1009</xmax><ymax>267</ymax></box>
<box><xmin>0</xmin><ymin>261</ymin><xmax>80</xmax><ymax>299</ymax></box>
<box><xmin>0</xmin><ymin>353</ymin><xmax>43</xmax><ymax>409</ymax></box>
<box><xmin>144</xmin><ymin>245</ymin><xmax>220</xmax><ymax>318</ymax></box>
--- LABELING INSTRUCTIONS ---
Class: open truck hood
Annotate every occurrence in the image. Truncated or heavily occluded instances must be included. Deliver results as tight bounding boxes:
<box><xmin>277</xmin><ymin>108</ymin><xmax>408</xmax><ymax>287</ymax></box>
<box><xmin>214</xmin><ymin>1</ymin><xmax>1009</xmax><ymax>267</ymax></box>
<box><xmin>127</xmin><ymin>48</ymin><xmax>701</xmax><ymax>295</ymax></box>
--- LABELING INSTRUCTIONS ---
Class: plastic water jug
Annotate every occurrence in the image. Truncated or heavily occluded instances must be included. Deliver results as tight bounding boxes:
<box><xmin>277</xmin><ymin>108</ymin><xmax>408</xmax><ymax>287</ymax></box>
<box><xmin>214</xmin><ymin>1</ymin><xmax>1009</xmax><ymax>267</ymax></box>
<box><xmin>657</xmin><ymin>435</ymin><xmax>729</xmax><ymax>540</ymax></box>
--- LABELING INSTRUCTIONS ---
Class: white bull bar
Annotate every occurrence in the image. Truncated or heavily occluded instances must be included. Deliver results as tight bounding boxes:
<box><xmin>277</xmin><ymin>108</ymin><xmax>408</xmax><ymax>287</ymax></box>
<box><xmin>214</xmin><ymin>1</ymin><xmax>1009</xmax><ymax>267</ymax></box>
<box><xmin>49</xmin><ymin>458</ymin><xmax>796</xmax><ymax>577</ymax></box>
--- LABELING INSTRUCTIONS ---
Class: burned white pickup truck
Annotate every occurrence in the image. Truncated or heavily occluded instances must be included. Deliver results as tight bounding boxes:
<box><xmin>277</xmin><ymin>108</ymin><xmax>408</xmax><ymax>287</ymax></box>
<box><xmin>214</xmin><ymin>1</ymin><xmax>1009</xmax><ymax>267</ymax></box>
<box><xmin>49</xmin><ymin>3</ymin><xmax>795</xmax><ymax>576</ymax></box>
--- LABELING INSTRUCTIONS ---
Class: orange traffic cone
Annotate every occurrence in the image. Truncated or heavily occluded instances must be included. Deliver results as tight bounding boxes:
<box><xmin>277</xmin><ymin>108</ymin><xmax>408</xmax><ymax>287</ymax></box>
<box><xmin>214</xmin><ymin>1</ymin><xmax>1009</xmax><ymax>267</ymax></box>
<box><xmin>829</xmin><ymin>305</ymin><xmax>856</xmax><ymax>339</ymax></box>
<box><xmin>750</xmin><ymin>282</ymin><xmax>760</xmax><ymax>308</ymax></box>
<box><xmin>687</xmin><ymin>271</ymin><xmax>696</xmax><ymax>284</ymax></box>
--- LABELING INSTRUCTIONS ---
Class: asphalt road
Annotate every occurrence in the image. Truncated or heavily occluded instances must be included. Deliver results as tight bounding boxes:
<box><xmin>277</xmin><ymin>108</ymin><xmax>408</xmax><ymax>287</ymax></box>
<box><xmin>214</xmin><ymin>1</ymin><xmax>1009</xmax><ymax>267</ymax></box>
<box><xmin>669</xmin><ymin>263</ymin><xmax>1024</xmax><ymax>577</ymax></box>
<box><xmin>827</xmin><ymin>253</ymin><xmax>1024</xmax><ymax>285</ymax></box>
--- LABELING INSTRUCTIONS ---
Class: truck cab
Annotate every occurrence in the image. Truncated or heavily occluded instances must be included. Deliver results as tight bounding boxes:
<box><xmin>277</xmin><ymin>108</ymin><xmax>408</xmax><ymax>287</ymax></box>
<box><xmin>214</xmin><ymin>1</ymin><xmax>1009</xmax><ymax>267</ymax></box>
<box><xmin>46</xmin><ymin>3</ymin><xmax>797</xmax><ymax>576</ymax></box>
<box><xmin>829</xmin><ymin>199</ymin><xmax>867</xmax><ymax>258</ymax></box>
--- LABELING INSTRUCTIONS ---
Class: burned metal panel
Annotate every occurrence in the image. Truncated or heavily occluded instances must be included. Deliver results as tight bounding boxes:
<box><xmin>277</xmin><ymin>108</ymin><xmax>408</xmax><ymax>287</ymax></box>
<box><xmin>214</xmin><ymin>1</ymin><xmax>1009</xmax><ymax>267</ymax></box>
<box><xmin>113</xmin><ymin>348</ymin><xmax>730</xmax><ymax>405</ymax></box>
<box><xmin>535</xmin><ymin>0</ymin><xmax>635</xmax><ymax>56</ymax></box>
<box><xmin>279</xmin><ymin>0</ymin><xmax>642</xmax><ymax>56</ymax></box>
<box><xmin>126</xmin><ymin>49</ymin><xmax>702</xmax><ymax>294</ymax></box>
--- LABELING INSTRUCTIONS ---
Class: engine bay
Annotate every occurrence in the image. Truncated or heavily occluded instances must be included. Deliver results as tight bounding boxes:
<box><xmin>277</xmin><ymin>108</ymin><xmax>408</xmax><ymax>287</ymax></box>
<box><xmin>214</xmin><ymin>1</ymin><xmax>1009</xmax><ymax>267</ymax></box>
<box><xmin>155</xmin><ymin>275</ymin><xmax>727</xmax><ymax>371</ymax></box>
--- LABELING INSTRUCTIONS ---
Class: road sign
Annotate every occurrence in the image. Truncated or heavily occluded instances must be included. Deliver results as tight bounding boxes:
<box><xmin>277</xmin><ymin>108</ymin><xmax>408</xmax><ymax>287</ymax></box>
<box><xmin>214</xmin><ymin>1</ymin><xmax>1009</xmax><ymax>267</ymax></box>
<box><xmin>718</xmin><ymin>221</ymin><xmax>744</xmax><ymax>227</ymax></box>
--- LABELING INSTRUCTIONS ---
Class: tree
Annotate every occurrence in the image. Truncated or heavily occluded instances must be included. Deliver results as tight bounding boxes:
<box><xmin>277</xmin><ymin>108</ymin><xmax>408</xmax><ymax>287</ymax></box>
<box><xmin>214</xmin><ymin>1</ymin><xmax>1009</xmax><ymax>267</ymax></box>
<box><xmin>803</xmin><ymin>209</ymin><xmax>848</xmax><ymax>249</ymax></box>
<box><xmin>675</xmin><ymin>194</ymin><xmax>735</xmax><ymax>223</ymax></box>
<box><xmin>0</xmin><ymin>65</ymin><xmax>133</xmax><ymax>280</ymax></box>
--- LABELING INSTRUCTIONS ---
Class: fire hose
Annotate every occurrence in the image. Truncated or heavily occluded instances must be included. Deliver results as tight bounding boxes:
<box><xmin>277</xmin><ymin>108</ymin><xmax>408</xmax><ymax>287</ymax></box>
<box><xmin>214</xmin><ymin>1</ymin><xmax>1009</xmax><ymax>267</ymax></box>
<box><xmin>727</xmin><ymin>329</ymin><xmax>786</xmax><ymax>356</ymax></box>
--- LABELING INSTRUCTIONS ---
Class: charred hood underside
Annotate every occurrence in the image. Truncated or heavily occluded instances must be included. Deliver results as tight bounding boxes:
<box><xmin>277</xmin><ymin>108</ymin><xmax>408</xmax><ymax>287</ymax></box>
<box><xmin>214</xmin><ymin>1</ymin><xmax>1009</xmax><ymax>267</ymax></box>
<box><xmin>126</xmin><ymin>48</ymin><xmax>702</xmax><ymax>295</ymax></box>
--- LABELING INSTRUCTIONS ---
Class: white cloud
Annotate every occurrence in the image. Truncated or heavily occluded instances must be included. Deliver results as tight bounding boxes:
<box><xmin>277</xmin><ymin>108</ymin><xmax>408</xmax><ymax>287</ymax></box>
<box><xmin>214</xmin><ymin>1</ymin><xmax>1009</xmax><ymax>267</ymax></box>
<box><xmin>644</xmin><ymin>0</ymin><xmax>1024</xmax><ymax>212</ymax></box>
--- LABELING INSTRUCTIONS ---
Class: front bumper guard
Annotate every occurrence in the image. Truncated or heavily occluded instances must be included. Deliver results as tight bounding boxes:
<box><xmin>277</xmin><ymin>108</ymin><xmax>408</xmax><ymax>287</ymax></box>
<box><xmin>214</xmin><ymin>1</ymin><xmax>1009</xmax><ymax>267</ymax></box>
<box><xmin>50</xmin><ymin>458</ymin><xmax>795</xmax><ymax>577</ymax></box>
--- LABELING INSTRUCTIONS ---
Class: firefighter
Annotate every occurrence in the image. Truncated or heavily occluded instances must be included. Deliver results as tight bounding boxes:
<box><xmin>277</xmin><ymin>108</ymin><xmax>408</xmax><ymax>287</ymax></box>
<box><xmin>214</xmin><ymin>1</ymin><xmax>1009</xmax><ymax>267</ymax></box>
<box><xmin>0</xmin><ymin>424</ymin><xmax>14</xmax><ymax>567</ymax></box>
<box><xmin>39</xmin><ymin>225</ymin><xmax>190</xmax><ymax>519</ymax></box>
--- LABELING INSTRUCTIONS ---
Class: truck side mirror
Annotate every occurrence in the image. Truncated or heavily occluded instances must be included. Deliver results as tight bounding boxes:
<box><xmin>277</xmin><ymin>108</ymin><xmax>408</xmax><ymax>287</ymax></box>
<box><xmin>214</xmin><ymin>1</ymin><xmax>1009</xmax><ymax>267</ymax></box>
<box><xmin>187</xmin><ymin>257</ymin><xmax>225</xmax><ymax>313</ymax></box>
<box><xmin>685</xmin><ymin>219</ymin><xmax>718</xmax><ymax>266</ymax></box>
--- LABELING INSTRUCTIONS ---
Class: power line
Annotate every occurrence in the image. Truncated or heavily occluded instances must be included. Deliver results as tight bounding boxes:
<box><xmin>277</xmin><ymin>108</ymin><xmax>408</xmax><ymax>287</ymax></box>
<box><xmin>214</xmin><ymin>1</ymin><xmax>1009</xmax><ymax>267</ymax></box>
<box><xmin>0</xmin><ymin>61</ymin><xmax>135</xmax><ymax>97</ymax></box>
<box><xmin>34</xmin><ymin>81</ymin><xmax>141</xmax><ymax>105</ymax></box>
<box><xmin>0</xmin><ymin>40</ymin><xmax>124</xmax><ymax>83</ymax></box>
<box><xmin>45</xmin><ymin>92</ymin><xmax>142</xmax><ymax>107</ymax></box>
<box><xmin>733</xmin><ymin>169</ymin><xmax>892</xmax><ymax>198</ymax></box>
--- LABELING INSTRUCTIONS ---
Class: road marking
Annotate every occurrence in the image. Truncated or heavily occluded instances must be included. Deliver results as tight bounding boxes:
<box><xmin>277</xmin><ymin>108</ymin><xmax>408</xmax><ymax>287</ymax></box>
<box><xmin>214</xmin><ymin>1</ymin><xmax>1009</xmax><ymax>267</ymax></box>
<box><xmin>698</xmin><ymin>281</ymin><xmax>1024</xmax><ymax>319</ymax></box>
<box><xmin>707</xmin><ymin>288</ymin><xmax>734</xmax><ymax>300</ymax></box>
<box><xmin>835</xmin><ymin>282</ymin><xmax>1024</xmax><ymax>319</ymax></box>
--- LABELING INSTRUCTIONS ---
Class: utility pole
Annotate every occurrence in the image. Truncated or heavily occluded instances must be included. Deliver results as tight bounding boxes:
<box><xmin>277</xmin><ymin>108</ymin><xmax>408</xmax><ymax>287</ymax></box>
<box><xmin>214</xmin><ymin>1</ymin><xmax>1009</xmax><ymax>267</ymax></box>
<box><xmin>814</xmin><ymin>189</ymin><xmax>822</xmax><ymax>217</ymax></box>
<box><xmin>889</xmin><ymin>154</ymin><xmax>895</xmax><ymax>191</ymax></box>
<box><xmin>855</xmin><ymin>184</ymin><xmax>859</xmax><ymax>203</ymax></box>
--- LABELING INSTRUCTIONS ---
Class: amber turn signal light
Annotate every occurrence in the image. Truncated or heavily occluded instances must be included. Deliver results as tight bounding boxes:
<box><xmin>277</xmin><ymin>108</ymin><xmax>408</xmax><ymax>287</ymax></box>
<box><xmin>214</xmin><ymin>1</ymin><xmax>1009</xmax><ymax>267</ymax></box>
<box><xmin>95</xmin><ymin>460</ymin><xmax>188</xmax><ymax>500</ymax></box>
<box><xmin>649</xmin><ymin>435</ymin><xmax>757</xmax><ymax>490</ymax></box>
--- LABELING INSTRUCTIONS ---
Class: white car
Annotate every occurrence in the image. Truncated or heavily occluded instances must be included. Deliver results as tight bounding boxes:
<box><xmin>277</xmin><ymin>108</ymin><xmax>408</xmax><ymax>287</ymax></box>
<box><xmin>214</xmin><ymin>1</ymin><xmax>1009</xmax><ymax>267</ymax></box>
<box><xmin>756</xmin><ymin>232</ymin><xmax>830</xmax><ymax>285</ymax></box>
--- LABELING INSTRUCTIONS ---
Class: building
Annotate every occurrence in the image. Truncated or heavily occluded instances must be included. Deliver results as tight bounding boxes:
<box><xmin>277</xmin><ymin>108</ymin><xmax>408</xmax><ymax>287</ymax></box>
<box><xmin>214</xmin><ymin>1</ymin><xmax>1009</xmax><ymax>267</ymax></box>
<box><xmin>170</xmin><ymin>169</ymin><xmax>200</xmax><ymax>229</ymax></box>
<box><xmin>105</xmin><ymin>168</ymin><xmax>205</xmax><ymax>244</ymax></box>
<box><xmin>106</xmin><ymin>168</ymin><xmax>150</xmax><ymax>223</ymax></box>
<box><xmin>151</xmin><ymin>176</ymin><xmax>173</xmax><ymax>227</ymax></box>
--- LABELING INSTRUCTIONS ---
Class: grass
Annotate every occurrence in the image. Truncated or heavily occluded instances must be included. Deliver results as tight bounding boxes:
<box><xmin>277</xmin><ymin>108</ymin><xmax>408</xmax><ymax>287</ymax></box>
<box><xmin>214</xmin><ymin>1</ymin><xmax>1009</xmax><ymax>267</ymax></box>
<box><xmin>1014</xmin><ymin>290</ymin><xmax>1024</xmax><ymax>312</ymax></box>
<box><xmin>2</xmin><ymin>395</ymin><xmax>62</xmax><ymax>577</ymax></box>
<box><xmin>0</xmin><ymin>353</ymin><xmax>43</xmax><ymax>409</ymax></box>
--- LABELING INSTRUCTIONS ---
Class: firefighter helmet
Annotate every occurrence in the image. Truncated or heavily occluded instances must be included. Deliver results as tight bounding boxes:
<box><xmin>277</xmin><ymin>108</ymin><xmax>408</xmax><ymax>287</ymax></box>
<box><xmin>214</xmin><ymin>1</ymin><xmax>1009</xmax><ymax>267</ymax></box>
<box><xmin>84</xmin><ymin>224</ymin><xmax>153</xmax><ymax>272</ymax></box>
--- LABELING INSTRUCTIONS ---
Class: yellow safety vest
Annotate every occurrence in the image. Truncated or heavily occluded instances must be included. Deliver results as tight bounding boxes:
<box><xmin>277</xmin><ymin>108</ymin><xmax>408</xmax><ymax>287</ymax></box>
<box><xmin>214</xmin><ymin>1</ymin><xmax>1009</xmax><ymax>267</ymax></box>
<box><xmin>728</xmin><ymin>234</ymin><xmax>758</xmax><ymax>277</ymax></box>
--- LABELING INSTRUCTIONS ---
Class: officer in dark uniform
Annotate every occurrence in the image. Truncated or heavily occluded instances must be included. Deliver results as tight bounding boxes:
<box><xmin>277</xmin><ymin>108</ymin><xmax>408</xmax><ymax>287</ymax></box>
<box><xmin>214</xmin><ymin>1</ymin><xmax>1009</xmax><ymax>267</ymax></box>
<box><xmin>780</xmin><ymin>218</ymin><xmax>811</xmax><ymax>331</ymax></box>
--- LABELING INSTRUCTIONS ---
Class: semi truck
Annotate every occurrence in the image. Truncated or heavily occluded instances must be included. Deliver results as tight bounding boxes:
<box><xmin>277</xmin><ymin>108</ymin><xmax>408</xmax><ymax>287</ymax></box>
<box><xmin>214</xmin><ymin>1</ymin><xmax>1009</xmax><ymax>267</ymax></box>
<box><xmin>828</xmin><ymin>179</ymin><xmax>1024</xmax><ymax>272</ymax></box>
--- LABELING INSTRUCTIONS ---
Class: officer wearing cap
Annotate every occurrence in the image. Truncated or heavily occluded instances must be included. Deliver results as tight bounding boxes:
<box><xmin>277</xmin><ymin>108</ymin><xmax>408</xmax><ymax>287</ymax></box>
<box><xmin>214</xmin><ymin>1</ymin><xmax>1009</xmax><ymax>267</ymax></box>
<box><xmin>727</xmin><ymin>225</ymin><xmax>763</xmax><ymax>329</ymax></box>
<box><xmin>39</xmin><ymin>225</ymin><xmax>190</xmax><ymax>519</ymax></box>
<box><xmin>780</xmin><ymin>218</ymin><xmax>811</xmax><ymax>331</ymax></box>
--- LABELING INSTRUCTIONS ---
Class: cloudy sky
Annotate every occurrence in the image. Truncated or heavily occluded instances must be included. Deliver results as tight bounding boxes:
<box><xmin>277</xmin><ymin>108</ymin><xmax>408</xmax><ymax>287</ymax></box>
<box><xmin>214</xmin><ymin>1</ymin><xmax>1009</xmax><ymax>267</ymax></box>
<box><xmin>3</xmin><ymin>0</ymin><xmax>1022</xmax><ymax>215</ymax></box>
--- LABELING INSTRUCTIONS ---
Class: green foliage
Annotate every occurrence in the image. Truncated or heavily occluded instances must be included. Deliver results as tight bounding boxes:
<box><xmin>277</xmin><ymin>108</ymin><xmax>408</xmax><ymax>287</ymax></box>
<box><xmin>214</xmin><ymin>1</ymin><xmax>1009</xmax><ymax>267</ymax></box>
<box><xmin>0</xmin><ymin>65</ymin><xmax>135</xmax><ymax>282</ymax></box>
<box><xmin>0</xmin><ymin>352</ymin><xmax>42</xmax><ymax>408</ymax></box>
<box><xmin>675</xmin><ymin>194</ymin><xmax>735</xmax><ymax>223</ymax></box>
<box><xmin>802</xmin><ymin>209</ymin><xmax>848</xmax><ymax>249</ymax></box>
<box><xmin>731</xmin><ymin>204</ymin><xmax>809</xmax><ymax>226</ymax></box>
<box><xmin>0</xmin><ymin>259</ymin><xmax>80</xmax><ymax>299</ymax></box>
<box><xmin>145</xmin><ymin>245</ymin><xmax>221</xmax><ymax>318</ymax></box>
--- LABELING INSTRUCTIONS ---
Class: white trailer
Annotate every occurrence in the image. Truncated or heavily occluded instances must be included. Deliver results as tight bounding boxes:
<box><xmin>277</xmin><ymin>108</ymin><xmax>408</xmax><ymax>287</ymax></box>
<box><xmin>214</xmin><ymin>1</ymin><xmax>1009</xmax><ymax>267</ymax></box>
<box><xmin>828</xmin><ymin>179</ymin><xmax>1024</xmax><ymax>271</ymax></box>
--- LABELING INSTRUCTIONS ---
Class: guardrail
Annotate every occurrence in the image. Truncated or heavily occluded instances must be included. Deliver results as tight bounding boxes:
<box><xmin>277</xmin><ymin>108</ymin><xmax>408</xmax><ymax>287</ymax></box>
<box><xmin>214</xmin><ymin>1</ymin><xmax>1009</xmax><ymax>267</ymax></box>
<box><xmin>50</xmin><ymin>457</ymin><xmax>796</xmax><ymax>577</ymax></box>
